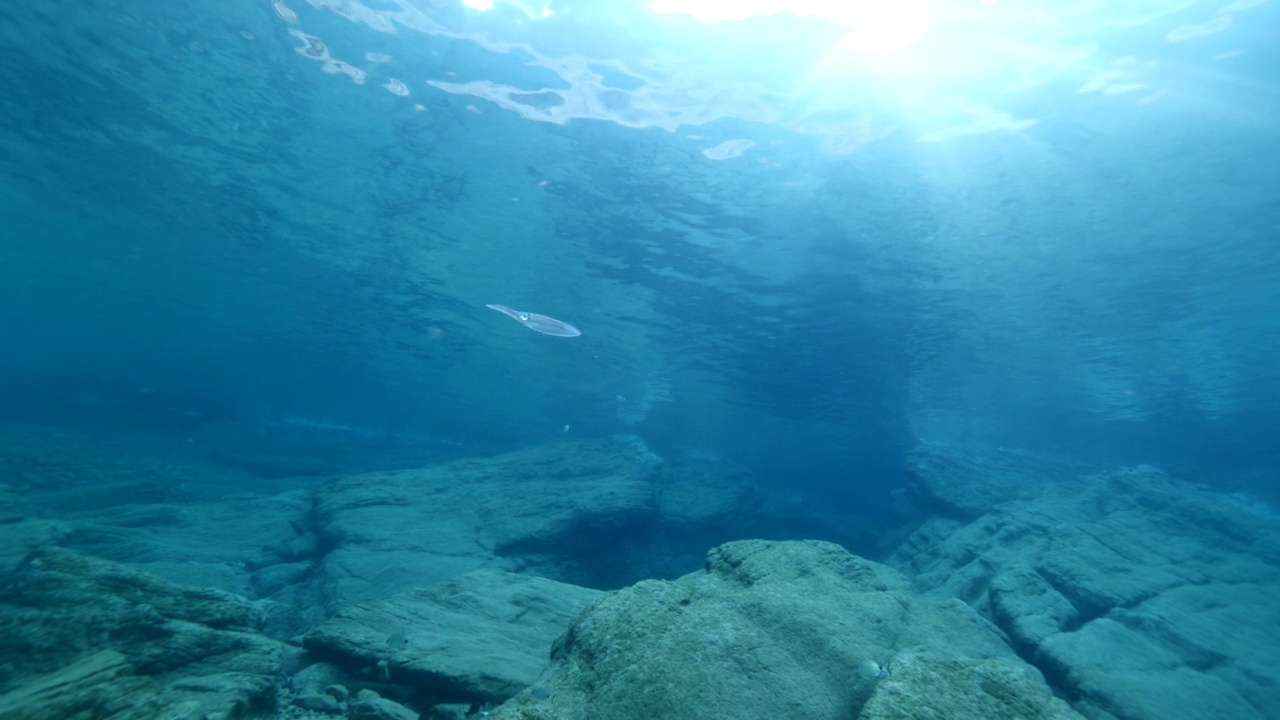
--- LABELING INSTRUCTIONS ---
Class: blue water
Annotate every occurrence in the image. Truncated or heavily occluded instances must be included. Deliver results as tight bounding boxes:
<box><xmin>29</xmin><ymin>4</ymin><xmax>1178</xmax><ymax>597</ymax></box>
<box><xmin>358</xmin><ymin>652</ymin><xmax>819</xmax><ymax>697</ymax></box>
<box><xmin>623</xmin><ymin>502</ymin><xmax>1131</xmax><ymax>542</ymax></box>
<box><xmin>5</xmin><ymin>0</ymin><xmax>1276</xmax><ymax>503</ymax></box>
<box><xmin>2</xmin><ymin>1</ymin><xmax>1279</xmax><ymax>717</ymax></box>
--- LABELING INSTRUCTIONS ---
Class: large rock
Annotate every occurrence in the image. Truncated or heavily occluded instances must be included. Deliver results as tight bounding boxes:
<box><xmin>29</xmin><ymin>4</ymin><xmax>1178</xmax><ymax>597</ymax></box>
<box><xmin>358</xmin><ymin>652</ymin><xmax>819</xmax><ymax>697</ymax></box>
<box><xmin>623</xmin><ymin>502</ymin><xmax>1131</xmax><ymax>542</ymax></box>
<box><xmin>890</xmin><ymin>458</ymin><xmax>1280</xmax><ymax>720</ymax></box>
<box><xmin>0</xmin><ymin>650</ymin><xmax>155</xmax><ymax>720</ymax></box>
<box><xmin>0</xmin><ymin>423</ymin><xmax>320</xmax><ymax>623</ymax></box>
<box><xmin>303</xmin><ymin>569</ymin><xmax>602</xmax><ymax>706</ymax></box>
<box><xmin>312</xmin><ymin>438</ymin><xmax>661</xmax><ymax>607</ymax></box>
<box><xmin>491</xmin><ymin>540</ymin><xmax>1081</xmax><ymax>720</ymax></box>
<box><xmin>0</xmin><ymin>515</ymin><xmax>68</xmax><ymax>571</ymax></box>
<box><xmin>903</xmin><ymin>443</ymin><xmax>1090</xmax><ymax>520</ymax></box>
<box><xmin>63</xmin><ymin>490</ymin><xmax>315</xmax><ymax>595</ymax></box>
<box><xmin>4</xmin><ymin>425</ymin><xmax>785</xmax><ymax>628</ymax></box>
<box><xmin>0</xmin><ymin>546</ymin><xmax>284</xmax><ymax>718</ymax></box>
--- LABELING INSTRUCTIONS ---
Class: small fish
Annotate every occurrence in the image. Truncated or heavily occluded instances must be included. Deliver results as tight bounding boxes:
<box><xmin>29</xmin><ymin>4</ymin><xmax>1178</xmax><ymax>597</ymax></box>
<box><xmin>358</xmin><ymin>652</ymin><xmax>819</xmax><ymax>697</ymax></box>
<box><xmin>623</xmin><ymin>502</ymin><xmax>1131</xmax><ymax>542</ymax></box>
<box><xmin>487</xmin><ymin>304</ymin><xmax>581</xmax><ymax>337</ymax></box>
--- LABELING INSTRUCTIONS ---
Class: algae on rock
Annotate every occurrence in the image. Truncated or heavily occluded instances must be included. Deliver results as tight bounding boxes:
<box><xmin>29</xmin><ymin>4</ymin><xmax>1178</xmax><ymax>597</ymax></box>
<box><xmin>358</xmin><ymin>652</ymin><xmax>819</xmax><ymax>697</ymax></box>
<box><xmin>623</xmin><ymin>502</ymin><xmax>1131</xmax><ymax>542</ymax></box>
<box><xmin>490</xmin><ymin>540</ymin><xmax>1081</xmax><ymax>720</ymax></box>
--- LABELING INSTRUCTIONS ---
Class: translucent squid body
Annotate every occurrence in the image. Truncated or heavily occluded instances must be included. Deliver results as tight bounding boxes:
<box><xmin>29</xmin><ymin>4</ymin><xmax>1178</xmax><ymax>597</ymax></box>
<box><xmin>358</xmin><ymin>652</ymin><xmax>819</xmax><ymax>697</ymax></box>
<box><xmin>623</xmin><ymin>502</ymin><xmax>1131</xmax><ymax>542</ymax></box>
<box><xmin>486</xmin><ymin>304</ymin><xmax>581</xmax><ymax>337</ymax></box>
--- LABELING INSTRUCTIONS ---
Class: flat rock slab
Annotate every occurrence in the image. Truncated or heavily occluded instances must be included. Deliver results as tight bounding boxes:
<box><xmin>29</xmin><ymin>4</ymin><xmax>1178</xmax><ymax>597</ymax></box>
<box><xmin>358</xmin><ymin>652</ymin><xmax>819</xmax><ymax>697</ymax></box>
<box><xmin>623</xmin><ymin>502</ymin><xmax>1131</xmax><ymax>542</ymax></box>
<box><xmin>891</xmin><ymin>457</ymin><xmax>1280</xmax><ymax>720</ymax></box>
<box><xmin>0</xmin><ymin>423</ymin><xmax>319</xmax><ymax>604</ymax></box>
<box><xmin>0</xmin><ymin>649</ymin><xmax>155</xmax><ymax>720</ymax></box>
<box><xmin>64</xmin><ymin>490</ymin><xmax>315</xmax><ymax>594</ymax></box>
<box><xmin>304</xmin><ymin>569</ymin><xmax>602</xmax><ymax>704</ymax></box>
<box><xmin>490</xmin><ymin>540</ymin><xmax>1082</xmax><ymax>720</ymax></box>
<box><xmin>904</xmin><ymin>443</ymin><xmax>1090</xmax><ymax>519</ymax></box>
<box><xmin>313</xmin><ymin>439</ymin><xmax>659</xmax><ymax>606</ymax></box>
<box><xmin>0</xmin><ymin>547</ymin><xmax>283</xmax><ymax>718</ymax></box>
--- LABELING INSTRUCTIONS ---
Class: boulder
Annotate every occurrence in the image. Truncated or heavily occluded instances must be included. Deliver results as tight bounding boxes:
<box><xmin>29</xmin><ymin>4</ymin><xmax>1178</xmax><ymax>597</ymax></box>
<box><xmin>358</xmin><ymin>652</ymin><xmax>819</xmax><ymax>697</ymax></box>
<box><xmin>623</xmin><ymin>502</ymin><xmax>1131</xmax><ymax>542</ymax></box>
<box><xmin>490</xmin><ymin>540</ymin><xmax>1081</xmax><ymax>720</ymax></box>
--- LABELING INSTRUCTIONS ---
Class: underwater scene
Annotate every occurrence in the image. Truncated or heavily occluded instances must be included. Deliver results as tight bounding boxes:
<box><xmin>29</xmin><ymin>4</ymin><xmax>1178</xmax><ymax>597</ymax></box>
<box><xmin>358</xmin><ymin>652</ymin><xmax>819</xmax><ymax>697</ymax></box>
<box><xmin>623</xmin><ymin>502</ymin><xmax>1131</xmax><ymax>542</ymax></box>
<box><xmin>1</xmin><ymin>0</ymin><xmax>1278</xmax><ymax>718</ymax></box>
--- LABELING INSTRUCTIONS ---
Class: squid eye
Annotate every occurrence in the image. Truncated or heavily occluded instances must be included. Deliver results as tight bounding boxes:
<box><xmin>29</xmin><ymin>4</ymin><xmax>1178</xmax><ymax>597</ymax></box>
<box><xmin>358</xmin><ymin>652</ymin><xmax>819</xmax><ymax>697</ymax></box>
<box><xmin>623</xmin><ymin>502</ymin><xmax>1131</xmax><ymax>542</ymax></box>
<box><xmin>519</xmin><ymin>312</ymin><xmax>530</xmax><ymax>321</ymax></box>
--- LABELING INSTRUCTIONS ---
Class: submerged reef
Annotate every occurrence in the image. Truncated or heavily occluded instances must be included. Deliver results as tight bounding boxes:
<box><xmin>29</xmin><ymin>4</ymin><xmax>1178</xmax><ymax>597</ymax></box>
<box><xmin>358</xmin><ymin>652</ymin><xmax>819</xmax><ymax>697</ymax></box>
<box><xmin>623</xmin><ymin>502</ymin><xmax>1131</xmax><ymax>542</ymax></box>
<box><xmin>891</xmin><ymin>454</ymin><xmax>1280</xmax><ymax>720</ymax></box>
<box><xmin>1</xmin><ymin>427</ymin><xmax>1277</xmax><ymax>719</ymax></box>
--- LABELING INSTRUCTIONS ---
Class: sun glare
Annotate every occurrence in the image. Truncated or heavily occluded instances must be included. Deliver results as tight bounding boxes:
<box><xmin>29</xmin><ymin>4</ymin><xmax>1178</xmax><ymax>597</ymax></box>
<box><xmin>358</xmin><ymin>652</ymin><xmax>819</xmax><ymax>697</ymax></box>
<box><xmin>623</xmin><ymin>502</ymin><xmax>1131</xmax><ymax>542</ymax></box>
<box><xmin>649</xmin><ymin>0</ymin><xmax>930</xmax><ymax>53</ymax></box>
<box><xmin>462</xmin><ymin>0</ymin><xmax>553</xmax><ymax>18</ymax></box>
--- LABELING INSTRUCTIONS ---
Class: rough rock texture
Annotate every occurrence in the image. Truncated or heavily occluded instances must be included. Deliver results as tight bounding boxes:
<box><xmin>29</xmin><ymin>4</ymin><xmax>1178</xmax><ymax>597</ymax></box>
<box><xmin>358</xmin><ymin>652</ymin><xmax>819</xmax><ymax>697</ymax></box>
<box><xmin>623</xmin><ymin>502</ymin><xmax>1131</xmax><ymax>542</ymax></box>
<box><xmin>349</xmin><ymin>695</ymin><xmax>420</xmax><ymax>720</ymax></box>
<box><xmin>491</xmin><ymin>540</ymin><xmax>1082</xmax><ymax>720</ymax></box>
<box><xmin>305</xmin><ymin>439</ymin><xmax>870</xmax><ymax>611</ymax></box>
<box><xmin>303</xmin><ymin>569</ymin><xmax>602</xmax><ymax>706</ymax></box>
<box><xmin>0</xmin><ymin>423</ymin><xmax>322</xmax><ymax>627</ymax></box>
<box><xmin>64</xmin><ymin>490</ymin><xmax>316</xmax><ymax>595</ymax></box>
<box><xmin>891</xmin><ymin>457</ymin><xmax>1280</xmax><ymax>720</ymax></box>
<box><xmin>903</xmin><ymin>443</ymin><xmax>1091</xmax><ymax>520</ymax></box>
<box><xmin>3</xmin><ymin>424</ymin><xmax>809</xmax><ymax>633</ymax></box>
<box><xmin>311</xmin><ymin>438</ymin><xmax>662</xmax><ymax>608</ymax></box>
<box><xmin>0</xmin><ymin>649</ymin><xmax>156</xmax><ymax>720</ymax></box>
<box><xmin>5</xmin><ymin>425</ymin><xmax>874</xmax><ymax>624</ymax></box>
<box><xmin>0</xmin><ymin>546</ymin><xmax>284</xmax><ymax>718</ymax></box>
<box><xmin>0</xmin><ymin>514</ymin><xmax>68</xmax><ymax>572</ymax></box>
